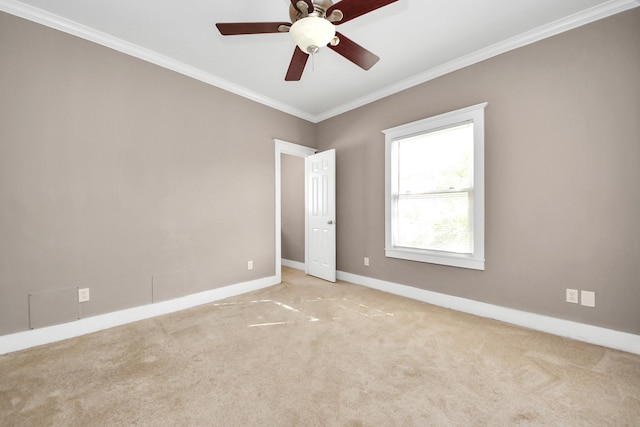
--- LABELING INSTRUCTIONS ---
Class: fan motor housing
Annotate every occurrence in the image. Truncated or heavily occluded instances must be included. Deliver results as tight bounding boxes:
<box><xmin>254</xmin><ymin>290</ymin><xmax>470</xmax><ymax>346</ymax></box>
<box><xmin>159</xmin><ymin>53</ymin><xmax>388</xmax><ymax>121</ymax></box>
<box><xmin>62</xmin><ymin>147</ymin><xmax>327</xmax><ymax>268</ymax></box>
<box><xmin>290</xmin><ymin>0</ymin><xmax>334</xmax><ymax>22</ymax></box>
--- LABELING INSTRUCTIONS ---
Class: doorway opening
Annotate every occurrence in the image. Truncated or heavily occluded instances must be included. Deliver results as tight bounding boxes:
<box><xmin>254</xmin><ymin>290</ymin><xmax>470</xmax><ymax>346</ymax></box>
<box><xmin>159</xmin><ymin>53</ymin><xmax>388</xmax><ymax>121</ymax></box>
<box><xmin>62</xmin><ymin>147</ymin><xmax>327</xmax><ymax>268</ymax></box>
<box><xmin>274</xmin><ymin>139</ymin><xmax>316</xmax><ymax>284</ymax></box>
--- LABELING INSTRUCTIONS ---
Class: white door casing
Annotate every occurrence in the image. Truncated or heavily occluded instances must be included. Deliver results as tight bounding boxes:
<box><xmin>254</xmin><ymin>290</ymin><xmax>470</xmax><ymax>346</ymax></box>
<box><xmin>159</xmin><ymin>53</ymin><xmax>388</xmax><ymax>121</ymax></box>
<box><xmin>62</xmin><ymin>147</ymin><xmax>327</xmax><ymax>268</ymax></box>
<box><xmin>306</xmin><ymin>149</ymin><xmax>336</xmax><ymax>282</ymax></box>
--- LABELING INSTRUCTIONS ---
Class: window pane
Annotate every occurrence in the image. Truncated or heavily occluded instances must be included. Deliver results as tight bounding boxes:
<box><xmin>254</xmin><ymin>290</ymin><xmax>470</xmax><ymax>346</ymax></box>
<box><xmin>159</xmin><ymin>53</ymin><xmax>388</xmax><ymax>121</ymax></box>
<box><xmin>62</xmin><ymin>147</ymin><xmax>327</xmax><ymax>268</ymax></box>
<box><xmin>396</xmin><ymin>193</ymin><xmax>471</xmax><ymax>253</ymax></box>
<box><xmin>398</xmin><ymin>123</ymin><xmax>473</xmax><ymax>194</ymax></box>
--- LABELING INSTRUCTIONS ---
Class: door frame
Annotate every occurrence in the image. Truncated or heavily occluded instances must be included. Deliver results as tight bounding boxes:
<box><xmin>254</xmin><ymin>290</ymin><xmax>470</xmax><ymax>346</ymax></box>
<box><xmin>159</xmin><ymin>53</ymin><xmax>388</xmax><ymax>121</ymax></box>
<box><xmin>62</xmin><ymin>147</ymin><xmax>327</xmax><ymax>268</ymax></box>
<box><xmin>274</xmin><ymin>139</ymin><xmax>317</xmax><ymax>283</ymax></box>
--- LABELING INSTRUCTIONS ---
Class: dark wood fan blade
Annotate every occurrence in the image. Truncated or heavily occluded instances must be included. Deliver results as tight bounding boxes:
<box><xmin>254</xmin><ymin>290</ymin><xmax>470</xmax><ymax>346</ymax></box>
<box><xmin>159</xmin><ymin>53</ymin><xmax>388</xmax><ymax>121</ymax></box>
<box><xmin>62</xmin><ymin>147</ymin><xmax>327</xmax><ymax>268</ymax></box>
<box><xmin>285</xmin><ymin>47</ymin><xmax>309</xmax><ymax>81</ymax></box>
<box><xmin>328</xmin><ymin>32</ymin><xmax>379</xmax><ymax>70</ymax></box>
<box><xmin>216</xmin><ymin>22</ymin><xmax>290</xmax><ymax>35</ymax></box>
<box><xmin>290</xmin><ymin>0</ymin><xmax>313</xmax><ymax>14</ymax></box>
<box><xmin>327</xmin><ymin>0</ymin><xmax>398</xmax><ymax>25</ymax></box>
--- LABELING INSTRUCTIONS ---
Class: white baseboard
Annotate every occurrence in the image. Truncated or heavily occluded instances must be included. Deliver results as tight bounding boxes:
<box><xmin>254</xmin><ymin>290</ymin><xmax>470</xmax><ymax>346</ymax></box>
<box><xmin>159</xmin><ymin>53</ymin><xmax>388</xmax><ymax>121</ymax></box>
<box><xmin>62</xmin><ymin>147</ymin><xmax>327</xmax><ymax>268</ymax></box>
<box><xmin>337</xmin><ymin>271</ymin><xmax>640</xmax><ymax>356</ymax></box>
<box><xmin>281</xmin><ymin>259</ymin><xmax>306</xmax><ymax>271</ymax></box>
<box><xmin>5</xmin><ymin>271</ymin><xmax>638</xmax><ymax>356</ymax></box>
<box><xmin>0</xmin><ymin>275</ymin><xmax>279</xmax><ymax>355</ymax></box>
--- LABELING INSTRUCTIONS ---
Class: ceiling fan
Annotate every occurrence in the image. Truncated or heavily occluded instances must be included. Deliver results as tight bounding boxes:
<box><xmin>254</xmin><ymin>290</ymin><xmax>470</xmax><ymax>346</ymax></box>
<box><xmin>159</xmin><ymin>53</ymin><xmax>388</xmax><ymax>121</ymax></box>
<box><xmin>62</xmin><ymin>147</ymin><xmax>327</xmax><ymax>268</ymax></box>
<box><xmin>216</xmin><ymin>0</ymin><xmax>399</xmax><ymax>81</ymax></box>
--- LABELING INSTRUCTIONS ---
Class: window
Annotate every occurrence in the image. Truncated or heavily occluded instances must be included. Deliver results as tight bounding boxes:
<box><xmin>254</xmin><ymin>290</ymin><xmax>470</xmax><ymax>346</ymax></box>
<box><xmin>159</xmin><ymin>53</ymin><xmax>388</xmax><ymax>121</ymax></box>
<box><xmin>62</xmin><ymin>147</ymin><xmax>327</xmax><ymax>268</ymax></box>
<box><xmin>383</xmin><ymin>103</ymin><xmax>487</xmax><ymax>270</ymax></box>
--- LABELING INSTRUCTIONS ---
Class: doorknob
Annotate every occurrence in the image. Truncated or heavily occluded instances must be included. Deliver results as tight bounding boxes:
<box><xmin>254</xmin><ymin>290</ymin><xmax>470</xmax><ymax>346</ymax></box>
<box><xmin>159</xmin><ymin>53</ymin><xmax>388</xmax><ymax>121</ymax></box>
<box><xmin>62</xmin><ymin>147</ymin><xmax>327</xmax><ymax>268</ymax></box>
<box><xmin>327</xmin><ymin>220</ymin><xmax>335</xmax><ymax>225</ymax></box>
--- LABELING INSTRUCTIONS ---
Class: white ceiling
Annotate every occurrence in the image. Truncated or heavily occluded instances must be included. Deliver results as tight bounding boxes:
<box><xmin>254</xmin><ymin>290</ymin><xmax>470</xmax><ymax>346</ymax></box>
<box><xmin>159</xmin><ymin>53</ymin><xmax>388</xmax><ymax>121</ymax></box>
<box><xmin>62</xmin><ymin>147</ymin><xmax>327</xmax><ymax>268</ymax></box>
<box><xmin>2</xmin><ymin>0</ymin><xmax>638</xmax><ymax>122</ymax></box>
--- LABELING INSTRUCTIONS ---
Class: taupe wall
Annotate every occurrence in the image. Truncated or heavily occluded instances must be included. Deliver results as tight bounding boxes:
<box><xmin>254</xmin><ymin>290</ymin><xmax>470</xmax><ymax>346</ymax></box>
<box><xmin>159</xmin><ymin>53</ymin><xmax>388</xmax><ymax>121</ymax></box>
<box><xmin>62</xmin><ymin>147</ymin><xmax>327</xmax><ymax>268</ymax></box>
<box><xmin>0</xmin><ymin>13</ymin><xmax>315</xmax><ymax>335</ymax></box>
<box><xmin>281</xmin><ymin>154</ymin><xmax>305</xmax><ymax>263</ymax></box>
<box><xmin>317</xmin><ymin>9</ymin><xmax>640</xmax><ymax>334</ymax></box>
<box><xmin>2</xmin><ymin>8</ymin><xmax>639</xmax><ymax>338</ymax></box>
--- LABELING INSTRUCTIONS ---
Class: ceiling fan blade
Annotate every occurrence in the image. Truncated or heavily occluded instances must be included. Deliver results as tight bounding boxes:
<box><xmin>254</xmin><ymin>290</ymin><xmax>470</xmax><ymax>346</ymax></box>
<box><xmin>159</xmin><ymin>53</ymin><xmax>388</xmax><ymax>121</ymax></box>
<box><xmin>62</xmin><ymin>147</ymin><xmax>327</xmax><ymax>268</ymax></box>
<box><xmin>216</xmin><ymin>22</ymin><xmax>290</xmax><ymax>35</ymax></box>
<box><xmin>290</xmin><ymin>0</ymin><xmax>314</xmax><ymax>15</ymax></box>
<box><xmin>285</xmin><ymin>47</ymin><xmax>309</xmax><ymax>81</ymax></box>
<box><xmin>329</xmin><ymin>32</ymin><xmax>379</xmax><ymax>70</ymax></box>
<box><xmin>326</xmin><ymin>0</ymin><xmax>398</xmax><ymax>25</ymax></box>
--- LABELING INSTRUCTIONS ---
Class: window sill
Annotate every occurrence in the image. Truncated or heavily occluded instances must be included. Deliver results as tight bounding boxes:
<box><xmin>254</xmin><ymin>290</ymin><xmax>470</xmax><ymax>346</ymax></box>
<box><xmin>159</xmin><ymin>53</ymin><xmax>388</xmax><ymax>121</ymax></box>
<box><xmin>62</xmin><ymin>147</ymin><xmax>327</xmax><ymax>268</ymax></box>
<box><xmin>385</xmin><ymin>247</ymin><xmax>485</xmax><ymax>271</ymax></box>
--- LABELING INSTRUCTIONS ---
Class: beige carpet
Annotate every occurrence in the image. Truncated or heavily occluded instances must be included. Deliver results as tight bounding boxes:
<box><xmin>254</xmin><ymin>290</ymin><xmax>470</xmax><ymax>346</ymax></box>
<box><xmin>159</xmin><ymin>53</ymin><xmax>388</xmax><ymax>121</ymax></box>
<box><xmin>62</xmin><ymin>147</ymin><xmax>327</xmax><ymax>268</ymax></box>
<box><xmin>1</xmin><ymin>267</ymin><xmax>639</xmax><ymax>426</ymax></box>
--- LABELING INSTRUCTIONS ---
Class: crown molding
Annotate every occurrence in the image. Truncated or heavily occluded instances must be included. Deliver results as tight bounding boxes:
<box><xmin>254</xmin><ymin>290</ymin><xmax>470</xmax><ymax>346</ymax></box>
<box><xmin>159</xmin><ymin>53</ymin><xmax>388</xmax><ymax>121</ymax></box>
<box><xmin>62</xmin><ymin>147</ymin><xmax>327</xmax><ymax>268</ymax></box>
<box><xmin>312</xmin><ymin>0</ymin><xmax>640</xmax><ymax>122</ymax></box>
<box><xmin>1</xmin><ymin>0</ymin><xmax>638</xmax><ymax>123</ymax></box>
<box><xmin>0</xmin><ymin>0</ymin><xmax>317</xmax><ymax>122</ymax></box>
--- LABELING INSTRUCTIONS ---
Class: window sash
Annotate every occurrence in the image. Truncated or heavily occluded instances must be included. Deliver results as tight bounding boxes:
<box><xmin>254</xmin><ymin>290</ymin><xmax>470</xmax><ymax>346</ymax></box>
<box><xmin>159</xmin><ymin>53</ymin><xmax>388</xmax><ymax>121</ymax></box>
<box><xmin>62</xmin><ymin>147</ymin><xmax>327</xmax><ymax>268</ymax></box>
<box><xmin>393</xmin><ymin>188</ymin><xmax>473</xmax><ymax>255</ymax></box>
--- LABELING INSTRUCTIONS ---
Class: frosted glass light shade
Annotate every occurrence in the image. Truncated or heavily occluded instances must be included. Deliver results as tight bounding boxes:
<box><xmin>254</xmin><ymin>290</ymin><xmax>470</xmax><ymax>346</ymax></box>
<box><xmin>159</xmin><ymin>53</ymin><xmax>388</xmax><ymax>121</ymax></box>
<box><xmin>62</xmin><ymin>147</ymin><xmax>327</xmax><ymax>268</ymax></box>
<box><xmin>289</xmin><ymin>17</ymin><xmax>336</xmax><ymax>54</ymax></box>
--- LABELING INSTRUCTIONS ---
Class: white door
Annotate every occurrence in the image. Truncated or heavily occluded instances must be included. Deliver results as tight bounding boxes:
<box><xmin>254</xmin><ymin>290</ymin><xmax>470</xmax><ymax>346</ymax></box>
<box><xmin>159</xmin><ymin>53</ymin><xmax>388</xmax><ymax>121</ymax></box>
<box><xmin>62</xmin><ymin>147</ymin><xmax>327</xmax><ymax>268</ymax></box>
<box><xmin>306</xmin><ymin>149</ymin><xmax>336</xmax><ymax>282</ymax></box>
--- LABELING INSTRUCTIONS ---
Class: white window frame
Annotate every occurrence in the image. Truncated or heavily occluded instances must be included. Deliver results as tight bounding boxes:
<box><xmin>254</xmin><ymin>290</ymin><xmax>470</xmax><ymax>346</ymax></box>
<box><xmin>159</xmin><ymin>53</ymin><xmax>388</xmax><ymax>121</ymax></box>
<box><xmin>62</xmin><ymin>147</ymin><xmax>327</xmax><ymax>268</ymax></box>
<box><xmin>383</xmin><ymin>102</ymin><xmax>487</xmax><ymax>270</ymax></box>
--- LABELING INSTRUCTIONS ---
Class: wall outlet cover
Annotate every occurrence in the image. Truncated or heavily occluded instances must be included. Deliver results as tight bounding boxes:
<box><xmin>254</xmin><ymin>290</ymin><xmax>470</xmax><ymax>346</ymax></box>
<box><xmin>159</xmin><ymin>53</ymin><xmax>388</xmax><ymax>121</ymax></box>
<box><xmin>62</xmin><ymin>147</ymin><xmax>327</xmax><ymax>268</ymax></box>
<box><xmin>581</xmin><ymin>290</ymin><xmax>596</xmax><ymax>307</ymax></box>
<box><xmin>566</xmin><ymin>289</ymin><xmax>579</xmax><ymax>304</ymax></box>
<box><xmin>78</xmin><ymin>288</ymin><xmax>90</xmax><ymax>303</ymax></box>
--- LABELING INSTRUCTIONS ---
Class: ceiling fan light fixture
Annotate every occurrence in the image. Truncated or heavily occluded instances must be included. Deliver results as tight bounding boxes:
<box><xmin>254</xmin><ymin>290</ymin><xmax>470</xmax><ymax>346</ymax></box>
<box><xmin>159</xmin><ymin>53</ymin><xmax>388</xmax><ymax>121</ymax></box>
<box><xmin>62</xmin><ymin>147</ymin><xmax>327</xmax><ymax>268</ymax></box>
<box><xmin>289</xmin><ymin>17</ymin><xmax>336</xmax><ymax>54</ymax></box>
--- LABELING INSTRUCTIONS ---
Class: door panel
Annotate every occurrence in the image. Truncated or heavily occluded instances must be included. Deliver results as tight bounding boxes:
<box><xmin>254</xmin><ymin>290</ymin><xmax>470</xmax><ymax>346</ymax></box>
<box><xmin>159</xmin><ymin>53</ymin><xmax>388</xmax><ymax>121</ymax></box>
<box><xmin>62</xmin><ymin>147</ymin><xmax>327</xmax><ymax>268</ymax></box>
<box><xmin>306</xmin><ymin>149</ymin><xmax>336</xmax><ymax>282</ymax></box>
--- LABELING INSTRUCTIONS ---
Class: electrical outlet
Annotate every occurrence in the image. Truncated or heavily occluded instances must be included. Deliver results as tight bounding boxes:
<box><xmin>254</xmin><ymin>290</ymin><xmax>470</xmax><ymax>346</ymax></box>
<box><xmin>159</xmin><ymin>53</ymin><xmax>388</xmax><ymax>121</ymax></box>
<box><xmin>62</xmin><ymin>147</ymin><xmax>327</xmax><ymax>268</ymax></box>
<box><xmin>364</xmin><ymin>257</ymin><xmax>370</xmax><ymax>266</ymax></box>
<box><xmin>247</xmin><ymin>260</ymin><xmax>253</xmax><ymax>270</ymax></box>
<box><xmin>78</xmin><ymin>288</ymin><xmax>90</xmax><ymax>303</ymax></box>
<box><xmin>581</xmin><ymin>290</ymin><xmax>595</xmax><ymax>307</ymax></box>
<box><xmin>566</xmin><ymin>289</ymin><xmax>579</xmax><ymax>304</ymax></box>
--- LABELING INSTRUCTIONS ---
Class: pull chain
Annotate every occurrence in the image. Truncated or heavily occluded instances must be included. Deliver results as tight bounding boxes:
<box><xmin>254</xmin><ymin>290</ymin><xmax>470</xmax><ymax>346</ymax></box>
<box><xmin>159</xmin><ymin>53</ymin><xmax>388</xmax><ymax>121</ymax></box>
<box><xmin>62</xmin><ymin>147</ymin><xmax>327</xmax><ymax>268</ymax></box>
<box><xmin>307</xmin><ymin>45</ymin><xmax>319</xmax><ymax>72</ymax></box>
